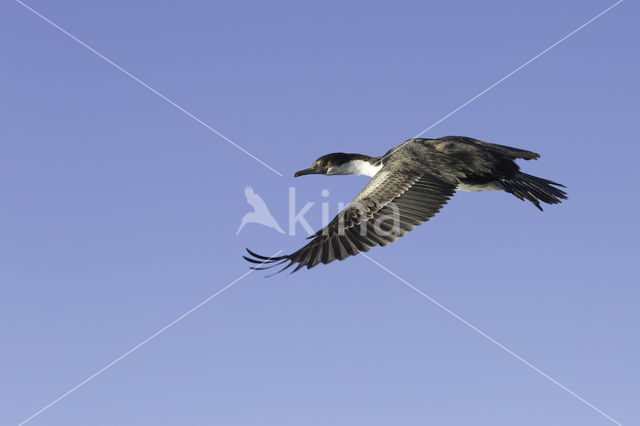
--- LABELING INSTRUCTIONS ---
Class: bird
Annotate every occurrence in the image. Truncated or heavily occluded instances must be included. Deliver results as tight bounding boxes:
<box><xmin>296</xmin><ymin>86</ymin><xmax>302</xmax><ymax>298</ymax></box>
<box><xmin>236</xmin><ymin>186</ymin><xmax>285</xmax><ymax>235</ymax></box>
<box><xmin>244</xmin><ymin>136</ymin><xmax>567</xmax><ymax>274</ymax></box>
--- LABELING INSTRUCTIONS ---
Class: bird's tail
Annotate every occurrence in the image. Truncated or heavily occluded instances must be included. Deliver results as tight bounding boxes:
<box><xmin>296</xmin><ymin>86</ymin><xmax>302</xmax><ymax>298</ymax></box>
<box><xmin>500</xmin><ymin>172</ymin><xmax>567</xmax><ymax>211</ymax></box>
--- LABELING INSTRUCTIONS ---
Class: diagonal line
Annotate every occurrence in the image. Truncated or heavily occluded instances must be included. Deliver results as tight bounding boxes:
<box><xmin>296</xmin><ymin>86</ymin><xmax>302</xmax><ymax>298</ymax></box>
<box><xmin>413</xmin><ymin>0</ymin><xmax>624</xmax><ymax>138</ymax></box>
<box><xmin>17</xmin><ymin>251</ymin><xmax>282</xmax><ymax>426</ymax></box>
<box><xmin>362</xmin><ymin>253</ymin><xmax>622</xmax><ymax>425</ymax></box>
<box><xmin>15</xmin><ymin>0</ymin><xmax>283</xmax><ymax>177</ymax></box>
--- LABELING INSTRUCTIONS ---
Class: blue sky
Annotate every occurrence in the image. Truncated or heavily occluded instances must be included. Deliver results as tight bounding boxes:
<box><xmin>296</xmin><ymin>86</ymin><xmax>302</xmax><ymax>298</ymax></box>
<box><xmin>1</xmin><ymin>0</ymin><xmax>638</xmax><ymax>425</ymax></box>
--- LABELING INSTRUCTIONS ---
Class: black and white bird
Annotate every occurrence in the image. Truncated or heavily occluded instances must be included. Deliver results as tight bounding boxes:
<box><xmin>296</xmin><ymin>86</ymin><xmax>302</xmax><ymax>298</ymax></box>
<box><xmin>244</xmin><ymin>136</ymin><xmax>567</xmax><ymax>274</ymax></box>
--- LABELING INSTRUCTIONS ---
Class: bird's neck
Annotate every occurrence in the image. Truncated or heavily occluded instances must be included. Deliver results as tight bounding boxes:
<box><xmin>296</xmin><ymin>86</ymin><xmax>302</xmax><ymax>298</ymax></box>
<box><xmin>330</xmin><ymin>155</ymin><xmax>383</xmax><ymax>177</ymax></box>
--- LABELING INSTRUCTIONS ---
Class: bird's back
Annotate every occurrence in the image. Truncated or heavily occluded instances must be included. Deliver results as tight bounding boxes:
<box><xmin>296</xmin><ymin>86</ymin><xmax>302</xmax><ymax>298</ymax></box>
<box><xmin>382</xmin><ymin>136</ymin><xmax>540</xmax><ymax>184</ymax></box>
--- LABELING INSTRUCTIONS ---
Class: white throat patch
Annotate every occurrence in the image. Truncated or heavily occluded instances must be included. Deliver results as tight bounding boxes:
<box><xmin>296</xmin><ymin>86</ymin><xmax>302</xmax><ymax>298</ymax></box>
<box><xmin>327</xmin><ymin>160</ymin><xmax>383</xmax><ymax>177</ymax></box>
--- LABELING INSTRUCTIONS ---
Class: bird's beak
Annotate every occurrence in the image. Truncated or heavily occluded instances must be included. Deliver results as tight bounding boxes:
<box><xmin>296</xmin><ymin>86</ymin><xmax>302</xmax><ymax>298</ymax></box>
<box><xmin>293</xmin><ymin>167</ymin><xmax>316</xmax><ymax>177</ymax></box>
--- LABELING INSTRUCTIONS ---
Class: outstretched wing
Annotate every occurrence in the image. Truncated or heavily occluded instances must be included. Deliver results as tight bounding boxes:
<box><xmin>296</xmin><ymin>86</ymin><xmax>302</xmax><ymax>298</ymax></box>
<box><xmin>245</xmin><ymin>166</ymin><xmax>456</xmax><ymax>274</ymax></box>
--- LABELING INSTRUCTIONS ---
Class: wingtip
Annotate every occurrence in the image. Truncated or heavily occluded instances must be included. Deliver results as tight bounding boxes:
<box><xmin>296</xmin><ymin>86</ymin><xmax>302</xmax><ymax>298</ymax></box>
<box><xmin>243</xmin><ymin>247</ymin><xmax>292</xmax><ymax>276</ymax></box>
<box><xmin>245</xmin><ymin>247</ymin><xmax>274</xmax><ymax>260</ymax></box>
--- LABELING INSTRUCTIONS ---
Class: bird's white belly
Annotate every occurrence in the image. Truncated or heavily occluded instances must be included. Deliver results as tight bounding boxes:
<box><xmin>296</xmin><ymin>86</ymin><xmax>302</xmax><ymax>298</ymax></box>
<box><xmin>456</xmin><ymin>181</ymin><xmax>503</xmax><ymax>192</ymax></box>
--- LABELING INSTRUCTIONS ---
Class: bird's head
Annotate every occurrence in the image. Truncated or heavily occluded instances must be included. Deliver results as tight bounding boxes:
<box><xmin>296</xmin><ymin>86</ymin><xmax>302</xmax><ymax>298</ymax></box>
<box><xmin>293</xmin><ymin>153</ymin><xmax>378</xmax><ymax>177</ymax></box>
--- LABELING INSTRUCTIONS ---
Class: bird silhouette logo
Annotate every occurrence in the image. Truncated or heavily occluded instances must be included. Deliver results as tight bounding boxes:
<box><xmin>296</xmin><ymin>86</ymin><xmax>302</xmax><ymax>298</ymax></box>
<box><xmin>236</xmin><ymin>186</ymin><xmax>285</xmax><ymax>235</ymax></box>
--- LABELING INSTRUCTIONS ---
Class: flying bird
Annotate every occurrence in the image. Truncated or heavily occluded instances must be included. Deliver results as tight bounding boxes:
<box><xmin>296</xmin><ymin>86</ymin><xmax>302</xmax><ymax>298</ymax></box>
<box><xmin>236</xmin><ymin>186</ymin><xmax>285</xmax><ymax>235</ymax></box>
<box><xmin>244</xmin><ymin>136</ymin><xmax>566</xmax><ymax>274</ymax></box>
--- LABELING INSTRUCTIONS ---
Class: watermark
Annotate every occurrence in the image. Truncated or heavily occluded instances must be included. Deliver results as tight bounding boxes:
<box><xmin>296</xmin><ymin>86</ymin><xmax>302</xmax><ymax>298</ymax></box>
<box><xmin>237</xmin><ymin>186</ymin><xmax>403</xmax><ymax>239</ymax></box>
<box><xmin>236</xmin><ymin>186</ymin><xmax>285</xmax><ymax>235</ymax></box>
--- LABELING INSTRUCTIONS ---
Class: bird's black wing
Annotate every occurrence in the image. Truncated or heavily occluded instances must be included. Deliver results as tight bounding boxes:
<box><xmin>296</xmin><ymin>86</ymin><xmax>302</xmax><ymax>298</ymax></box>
<box><xmin>244</xmin><ymin>166</ymin><xmax>456</xmax><ymax>274</ymax></box>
